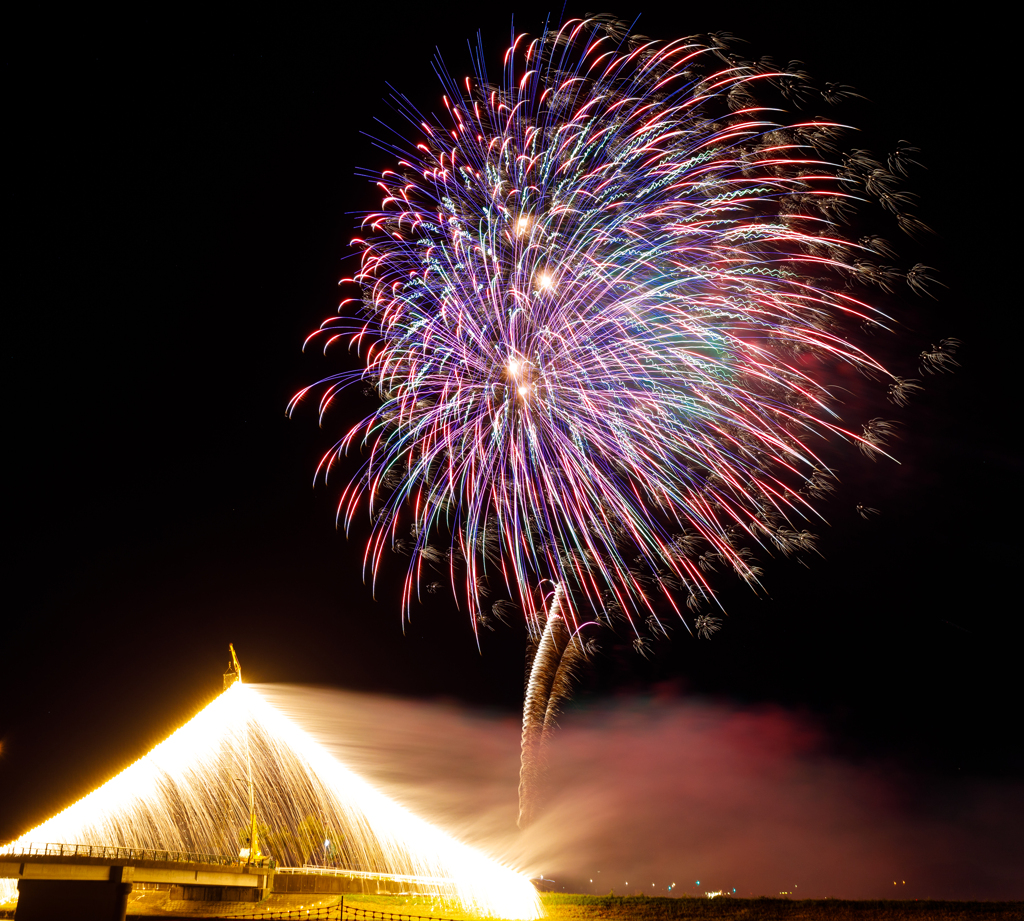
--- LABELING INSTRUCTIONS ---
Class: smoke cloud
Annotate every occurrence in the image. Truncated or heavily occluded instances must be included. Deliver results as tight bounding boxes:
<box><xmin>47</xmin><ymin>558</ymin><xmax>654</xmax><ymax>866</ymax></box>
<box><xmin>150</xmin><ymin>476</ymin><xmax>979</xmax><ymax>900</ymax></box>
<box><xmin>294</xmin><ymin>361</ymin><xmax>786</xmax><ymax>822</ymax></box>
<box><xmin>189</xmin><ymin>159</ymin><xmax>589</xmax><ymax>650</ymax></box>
<box><xmin>257</xmin><ymin>685</ymin><xmax>1022</xmax><ymax>900</ymax></box>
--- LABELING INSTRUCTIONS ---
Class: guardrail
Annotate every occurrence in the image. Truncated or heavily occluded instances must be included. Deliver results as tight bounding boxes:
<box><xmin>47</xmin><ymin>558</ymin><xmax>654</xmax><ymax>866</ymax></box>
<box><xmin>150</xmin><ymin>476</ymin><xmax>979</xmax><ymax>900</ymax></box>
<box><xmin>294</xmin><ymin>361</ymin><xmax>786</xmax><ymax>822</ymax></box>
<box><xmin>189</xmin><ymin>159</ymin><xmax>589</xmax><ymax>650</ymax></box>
<box><xmin>227</xmin><ymin>906</ymin><xmax>463</xmax><ymax>921</ymax></box>
<box><xmin>276</xmin><ymin>868</ymin><xmax>448</xmax><ymax>886</ymax></box>
<box><xmin>0</xmin><ymin>842</ymin><xmax>270</xmax><ymax>869</ymax></box>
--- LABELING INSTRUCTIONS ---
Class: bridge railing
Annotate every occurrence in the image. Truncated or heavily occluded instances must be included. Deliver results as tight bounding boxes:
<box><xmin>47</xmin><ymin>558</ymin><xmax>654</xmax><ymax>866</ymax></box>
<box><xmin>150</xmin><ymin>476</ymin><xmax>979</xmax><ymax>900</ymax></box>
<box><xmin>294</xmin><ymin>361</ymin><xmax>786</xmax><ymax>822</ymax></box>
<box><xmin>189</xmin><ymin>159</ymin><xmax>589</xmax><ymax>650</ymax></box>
<box><xmin>0</xmin><ymin>842</ymin><xmax>261</xmax><ymax>868</ymax></box>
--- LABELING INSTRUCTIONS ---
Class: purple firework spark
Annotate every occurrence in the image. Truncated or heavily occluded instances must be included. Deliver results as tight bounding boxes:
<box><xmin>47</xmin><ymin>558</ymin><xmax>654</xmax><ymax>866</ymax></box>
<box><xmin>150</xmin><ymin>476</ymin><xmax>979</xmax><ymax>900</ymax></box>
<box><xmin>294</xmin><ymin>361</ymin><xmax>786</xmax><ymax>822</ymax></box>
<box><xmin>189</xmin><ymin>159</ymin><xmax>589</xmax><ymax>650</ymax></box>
<box><xmin>290</xmin><ymin>16</ymin><xmax>934</xmax><ymax>643</ymax></box>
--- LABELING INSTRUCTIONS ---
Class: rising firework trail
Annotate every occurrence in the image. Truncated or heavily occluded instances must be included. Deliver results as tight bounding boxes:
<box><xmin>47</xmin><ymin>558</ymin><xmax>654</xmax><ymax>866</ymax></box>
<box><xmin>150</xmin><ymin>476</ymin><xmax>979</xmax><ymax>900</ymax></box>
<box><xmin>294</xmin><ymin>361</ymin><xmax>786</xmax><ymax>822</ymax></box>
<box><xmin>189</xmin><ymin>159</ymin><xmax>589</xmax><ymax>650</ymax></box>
<box><xmin>518</xmin><ymin>584</ymin><xmax>592</xmax><ymax>828</ymax></box>
<box><xmin>290</xmin><ymin>15</ymin><xmax>954</xmax><ymax>824</ymax></box>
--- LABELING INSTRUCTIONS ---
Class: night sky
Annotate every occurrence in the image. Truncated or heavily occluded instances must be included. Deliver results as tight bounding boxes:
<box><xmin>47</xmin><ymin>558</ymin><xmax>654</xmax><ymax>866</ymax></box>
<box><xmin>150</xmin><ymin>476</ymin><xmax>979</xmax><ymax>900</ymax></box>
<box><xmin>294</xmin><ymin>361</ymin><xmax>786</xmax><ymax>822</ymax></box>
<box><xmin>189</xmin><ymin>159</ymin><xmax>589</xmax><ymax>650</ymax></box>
<box><xmin>4</xmin><ymin>1</ymin><xmax>1020</xmax><ymax>890</ymax></box>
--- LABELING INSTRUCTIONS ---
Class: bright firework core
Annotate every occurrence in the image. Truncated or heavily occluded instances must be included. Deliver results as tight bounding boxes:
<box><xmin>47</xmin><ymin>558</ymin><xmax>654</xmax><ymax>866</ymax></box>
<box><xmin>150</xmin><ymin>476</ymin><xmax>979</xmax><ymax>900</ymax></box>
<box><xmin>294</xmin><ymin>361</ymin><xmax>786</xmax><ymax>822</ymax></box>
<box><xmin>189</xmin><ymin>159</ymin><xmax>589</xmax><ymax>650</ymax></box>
<box><xmin>508</xmin><ymin>356</ymin><xmax>537</xmax><ymax>399</ymax></box>
<box><xmin>0</xmin><ymin>682</ymin><xmax>542</xmax><ymax>920</ymax></box>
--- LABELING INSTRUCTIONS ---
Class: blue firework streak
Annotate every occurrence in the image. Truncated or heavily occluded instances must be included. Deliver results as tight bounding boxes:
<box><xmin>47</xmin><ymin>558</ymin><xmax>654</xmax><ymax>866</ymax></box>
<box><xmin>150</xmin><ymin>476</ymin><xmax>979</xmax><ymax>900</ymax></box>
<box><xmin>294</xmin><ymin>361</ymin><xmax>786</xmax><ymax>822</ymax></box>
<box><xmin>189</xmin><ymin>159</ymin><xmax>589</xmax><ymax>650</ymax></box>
<box><xmin>290</xmin><ymin>17</ymin><xmax>925</xmax><ymax>640</ymax></box>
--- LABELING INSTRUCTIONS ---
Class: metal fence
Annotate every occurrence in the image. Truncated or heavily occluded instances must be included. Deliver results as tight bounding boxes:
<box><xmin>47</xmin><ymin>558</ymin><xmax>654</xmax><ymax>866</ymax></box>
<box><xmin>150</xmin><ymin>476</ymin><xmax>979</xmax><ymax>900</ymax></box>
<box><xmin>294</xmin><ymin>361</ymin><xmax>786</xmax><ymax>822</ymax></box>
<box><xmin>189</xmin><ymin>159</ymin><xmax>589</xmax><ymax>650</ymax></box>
<box><xmin>222</xmin><ymin>906</ymin><xmax>342</xmax><ymax>920</ymax></box>
<box><xmin>342</xmin><ymin>906</ymin><xmax>462</xmax><ymax>921</ymax></box>
<box><xmin>220</xmin><ymin>898</ymin><xmax>464</xmax><ymax>921</ymax></box>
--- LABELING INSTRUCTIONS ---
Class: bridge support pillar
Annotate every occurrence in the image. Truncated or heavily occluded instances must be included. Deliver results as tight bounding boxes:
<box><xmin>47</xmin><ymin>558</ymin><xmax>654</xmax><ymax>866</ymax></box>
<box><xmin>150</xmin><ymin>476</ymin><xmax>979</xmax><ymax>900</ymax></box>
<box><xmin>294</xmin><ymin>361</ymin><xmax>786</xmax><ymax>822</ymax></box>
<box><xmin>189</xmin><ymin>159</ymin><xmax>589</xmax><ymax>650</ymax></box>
<box><xmin>16</xmin><ymin>867</ymin><xmax>132</xmax><ymax>921</ymax></box>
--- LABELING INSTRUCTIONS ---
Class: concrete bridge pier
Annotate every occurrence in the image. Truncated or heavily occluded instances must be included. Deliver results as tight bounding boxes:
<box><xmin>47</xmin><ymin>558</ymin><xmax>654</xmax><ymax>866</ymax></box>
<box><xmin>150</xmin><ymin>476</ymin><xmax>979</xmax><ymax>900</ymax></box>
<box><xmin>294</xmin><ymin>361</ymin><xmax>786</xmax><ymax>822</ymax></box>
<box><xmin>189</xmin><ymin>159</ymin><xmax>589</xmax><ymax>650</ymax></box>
<box><xmin>16</xmin><ymin>865</ymin><xmax>133</xmax><ymax>921</ymax></box>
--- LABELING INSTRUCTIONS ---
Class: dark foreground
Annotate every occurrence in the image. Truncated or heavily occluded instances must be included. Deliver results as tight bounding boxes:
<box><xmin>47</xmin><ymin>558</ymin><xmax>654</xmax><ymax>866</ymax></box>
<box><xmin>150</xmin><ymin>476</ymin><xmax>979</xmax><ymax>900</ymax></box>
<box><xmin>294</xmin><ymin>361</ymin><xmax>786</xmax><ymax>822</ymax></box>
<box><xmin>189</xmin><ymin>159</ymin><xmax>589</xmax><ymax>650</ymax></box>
<box><xmin>3</xmin><ymin>893</ymin><xmax>1021</xmax><ymax>920</ymax></box>
<box><xmin>338</xmin><ymin>893</ymin><xmax>1024</xmax><ymax>921</ymax></box>
<box><xmin>537</xmin><ymin>894</ymin><xmax>1024</xmax><ymax>920</ymax></box>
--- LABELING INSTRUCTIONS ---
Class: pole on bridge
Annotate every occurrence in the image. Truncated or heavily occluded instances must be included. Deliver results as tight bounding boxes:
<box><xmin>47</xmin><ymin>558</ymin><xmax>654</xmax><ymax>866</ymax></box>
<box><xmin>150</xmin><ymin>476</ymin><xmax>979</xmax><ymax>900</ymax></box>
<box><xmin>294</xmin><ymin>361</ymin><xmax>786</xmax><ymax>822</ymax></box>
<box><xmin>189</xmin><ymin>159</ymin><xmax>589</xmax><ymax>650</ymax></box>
<box><xmin>224</xmin><ymin>645</ymin><xmax>263</xmax><ymax>870</ymax></box>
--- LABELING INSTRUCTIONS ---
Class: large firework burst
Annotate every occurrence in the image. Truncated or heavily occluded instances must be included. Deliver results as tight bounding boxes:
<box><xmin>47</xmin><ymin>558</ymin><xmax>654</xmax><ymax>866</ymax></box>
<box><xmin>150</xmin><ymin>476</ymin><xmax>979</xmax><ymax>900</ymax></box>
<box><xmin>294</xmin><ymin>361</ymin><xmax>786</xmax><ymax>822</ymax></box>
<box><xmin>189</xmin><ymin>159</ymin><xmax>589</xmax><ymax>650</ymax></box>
<box><xmin>291</xmin><ymin>15</ymin><xmax>940</xmax><ymax>648</ymax></box>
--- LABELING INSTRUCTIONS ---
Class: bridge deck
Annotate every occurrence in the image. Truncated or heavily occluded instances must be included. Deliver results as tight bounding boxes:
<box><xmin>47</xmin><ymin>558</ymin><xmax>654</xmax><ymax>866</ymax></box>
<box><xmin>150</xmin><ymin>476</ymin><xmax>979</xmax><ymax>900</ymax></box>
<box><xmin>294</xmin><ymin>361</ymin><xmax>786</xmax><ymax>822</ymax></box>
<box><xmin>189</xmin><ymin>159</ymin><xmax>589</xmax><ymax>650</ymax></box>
<box><xmin>1</xmin><ymin>844</ymin><xmax>451</xmax><ymax>918</ymax></box>
<box><xmin>1</xmin><ymin>855</ymin><xmax>271</xmax><ymax>889</ymax></box>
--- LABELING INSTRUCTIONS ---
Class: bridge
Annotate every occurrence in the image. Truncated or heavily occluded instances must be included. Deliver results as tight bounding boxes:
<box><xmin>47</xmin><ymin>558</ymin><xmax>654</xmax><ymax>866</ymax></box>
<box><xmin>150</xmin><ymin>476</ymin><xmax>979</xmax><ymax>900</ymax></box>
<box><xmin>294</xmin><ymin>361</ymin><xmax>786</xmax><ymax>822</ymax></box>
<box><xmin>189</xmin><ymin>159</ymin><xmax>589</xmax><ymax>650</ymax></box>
<box><xmin>1</xmin><ymin>843</ymin><xmax>443</xmax><ymax>920</ymax></box>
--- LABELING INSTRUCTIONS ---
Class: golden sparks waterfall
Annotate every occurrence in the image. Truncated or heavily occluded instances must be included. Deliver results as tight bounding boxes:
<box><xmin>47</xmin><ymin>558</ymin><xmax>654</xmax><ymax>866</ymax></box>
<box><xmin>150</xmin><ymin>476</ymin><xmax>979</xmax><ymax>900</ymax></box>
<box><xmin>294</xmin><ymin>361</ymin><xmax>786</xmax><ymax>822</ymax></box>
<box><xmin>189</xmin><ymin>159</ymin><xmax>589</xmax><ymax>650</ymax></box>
<box><xmin>0</xmin><ymin>681</ymin><xmax>542</xmax><ymax>919</ymax></box>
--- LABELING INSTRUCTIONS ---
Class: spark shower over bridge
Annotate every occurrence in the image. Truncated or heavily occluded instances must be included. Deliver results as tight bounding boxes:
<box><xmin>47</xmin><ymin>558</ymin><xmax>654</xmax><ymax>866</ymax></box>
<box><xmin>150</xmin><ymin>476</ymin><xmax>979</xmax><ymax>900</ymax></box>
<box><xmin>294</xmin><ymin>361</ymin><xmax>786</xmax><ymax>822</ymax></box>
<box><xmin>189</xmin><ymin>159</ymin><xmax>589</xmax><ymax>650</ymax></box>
<box><xmin>0</xmin><ymin>650</ymin><xmax>541</xmax><ymax>921</ymax></box>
